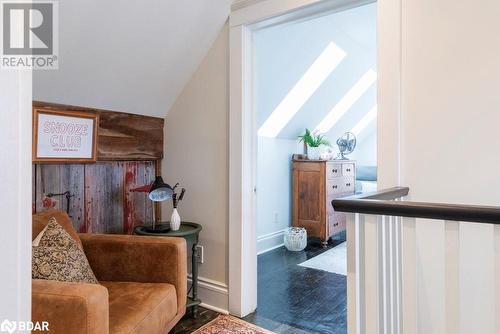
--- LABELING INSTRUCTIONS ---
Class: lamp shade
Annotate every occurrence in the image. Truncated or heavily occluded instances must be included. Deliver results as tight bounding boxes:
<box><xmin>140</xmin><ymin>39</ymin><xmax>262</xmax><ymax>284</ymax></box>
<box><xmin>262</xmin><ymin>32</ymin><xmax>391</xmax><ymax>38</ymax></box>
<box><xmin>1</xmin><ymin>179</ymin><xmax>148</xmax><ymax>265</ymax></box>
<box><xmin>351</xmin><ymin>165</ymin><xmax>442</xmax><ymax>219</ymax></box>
<box><xmin>148</xmin><ymin>176</ymin><xmax>174</xmax><ymax>202</ymax></box>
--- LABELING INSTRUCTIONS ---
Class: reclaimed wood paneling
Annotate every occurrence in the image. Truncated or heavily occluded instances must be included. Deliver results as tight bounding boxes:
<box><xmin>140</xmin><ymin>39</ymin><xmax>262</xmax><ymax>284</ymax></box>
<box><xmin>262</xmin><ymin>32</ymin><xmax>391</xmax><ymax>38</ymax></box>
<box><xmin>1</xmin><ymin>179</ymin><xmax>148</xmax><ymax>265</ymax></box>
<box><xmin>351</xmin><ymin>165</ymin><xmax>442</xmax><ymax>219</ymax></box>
<box><xmin>98</xmin><ymin>111</ymin><xmax>163</xmax><ymax>161</ymax></box>
<box><xmin>122</xmin><ymin>161</ymin><xmax>155</xmax><ymax>234</ymax></box>
<box><xmin>33</xmin><ymin>161</ymin><xmax>155</xmax><ymax>234</ymax></box>
<box><xmin>85</xmin><ymin>163</ymin><xmax>117</xmax><ymax>233</ymax></box>
<box><xmin>32</xmin><ymin>102</ymin><xmax>162</xmax><ymax>233</ymax></box>
<box><xmin>32</xmin><ymin>101</ymin><xmax>164</xmax><ymax>161</ymax></box>
<box><xmin>35</xmin><ymin>164</ymin><xmax>85</xmax><ymax>231</ymax></box>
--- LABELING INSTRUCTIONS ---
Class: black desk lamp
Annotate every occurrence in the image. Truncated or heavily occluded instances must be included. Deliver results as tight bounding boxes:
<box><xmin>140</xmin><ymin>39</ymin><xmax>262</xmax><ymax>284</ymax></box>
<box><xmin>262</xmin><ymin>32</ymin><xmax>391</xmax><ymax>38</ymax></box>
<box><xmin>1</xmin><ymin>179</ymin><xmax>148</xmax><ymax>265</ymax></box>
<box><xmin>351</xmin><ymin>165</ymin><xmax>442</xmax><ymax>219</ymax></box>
<box><xmin>148</xmin><ymin>176</ymin><xmax>174</xmax><ymax>202</ymax></box>
<box><xmin>131</xmin><ymin>176</ymin><xmax>177</xmax><ymax>232</ymax></box>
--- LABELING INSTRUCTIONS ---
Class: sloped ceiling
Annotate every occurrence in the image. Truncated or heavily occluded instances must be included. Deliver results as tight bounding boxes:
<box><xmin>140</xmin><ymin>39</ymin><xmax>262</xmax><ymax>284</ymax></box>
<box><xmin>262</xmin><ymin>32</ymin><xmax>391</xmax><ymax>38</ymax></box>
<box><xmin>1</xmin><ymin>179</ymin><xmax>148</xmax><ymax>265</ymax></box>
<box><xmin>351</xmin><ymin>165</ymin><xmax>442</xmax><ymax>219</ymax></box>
<box><xmin>33</xmin><ymin>0</ymin><xmax>231</xmax><ymax>117</ymax></box>
<box><xmin>255</xmin><ymin>3</ymin><xmax>377</xmax><ymax>142</ymax></box>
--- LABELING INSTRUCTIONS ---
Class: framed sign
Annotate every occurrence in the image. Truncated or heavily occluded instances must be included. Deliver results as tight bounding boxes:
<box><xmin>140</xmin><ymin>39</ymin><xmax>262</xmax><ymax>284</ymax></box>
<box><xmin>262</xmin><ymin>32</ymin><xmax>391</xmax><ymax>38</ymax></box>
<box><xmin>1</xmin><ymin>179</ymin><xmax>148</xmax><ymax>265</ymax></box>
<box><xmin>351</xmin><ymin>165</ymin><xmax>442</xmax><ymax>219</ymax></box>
<box><xmin>33</xmin><ymin>108</ymin><xmax>99</xmax><ymax>163</ymax></box>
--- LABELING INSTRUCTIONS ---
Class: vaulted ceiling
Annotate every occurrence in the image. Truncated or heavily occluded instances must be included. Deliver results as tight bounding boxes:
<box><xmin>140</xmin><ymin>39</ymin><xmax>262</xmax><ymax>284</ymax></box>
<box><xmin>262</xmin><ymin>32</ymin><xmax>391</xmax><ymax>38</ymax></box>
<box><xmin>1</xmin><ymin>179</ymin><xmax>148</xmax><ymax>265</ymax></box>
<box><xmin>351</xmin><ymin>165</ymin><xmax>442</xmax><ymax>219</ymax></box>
<box><xmin>255</xmin><ymin>3</ymin><xmax>377</xmax><ymax>142</ymax></box>
<box><xmin>33</xmin><ymin>0</ymin><xmax>232</xmax><ymax>117</ymax></box>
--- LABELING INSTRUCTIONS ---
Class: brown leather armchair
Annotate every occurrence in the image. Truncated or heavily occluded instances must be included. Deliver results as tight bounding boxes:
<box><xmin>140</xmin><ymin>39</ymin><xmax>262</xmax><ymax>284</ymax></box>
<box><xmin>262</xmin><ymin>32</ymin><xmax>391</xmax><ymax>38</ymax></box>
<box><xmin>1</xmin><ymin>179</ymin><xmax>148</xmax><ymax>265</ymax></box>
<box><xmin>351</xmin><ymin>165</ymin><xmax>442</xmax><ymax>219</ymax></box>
<box><xmin>32</xmin><ymin>210</ymin><xmax>187</xmax><ymax>334</ymax></box>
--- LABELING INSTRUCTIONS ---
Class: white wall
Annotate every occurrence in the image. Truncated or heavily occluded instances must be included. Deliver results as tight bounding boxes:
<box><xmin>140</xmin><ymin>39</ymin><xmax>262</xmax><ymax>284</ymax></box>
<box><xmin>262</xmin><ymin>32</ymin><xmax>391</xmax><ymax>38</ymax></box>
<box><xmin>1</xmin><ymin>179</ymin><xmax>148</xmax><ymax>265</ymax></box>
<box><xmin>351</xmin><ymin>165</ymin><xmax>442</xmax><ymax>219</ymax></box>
<box><xmin>162</xmin><ymin>23</ymin><xmax>230</xmax><ymax>312</ymax></box>
<box><xmin>393</xmin><ymin>0</ymin><xmax>500</xmax><ymax>332</ymax></box>
<box><xmin>0</xmin><ymin>71</ymin><xmax>32</xmax><ymax>322</ymax></box>
<box><xmin>256</xmin><ymin>137</ymin><xmax>301</xmax><ymax>253</ymax></box>
<box><xmin>351</xmin><ymin>131</ymin><xmax>376</xmax><ymax>166</ymax></box>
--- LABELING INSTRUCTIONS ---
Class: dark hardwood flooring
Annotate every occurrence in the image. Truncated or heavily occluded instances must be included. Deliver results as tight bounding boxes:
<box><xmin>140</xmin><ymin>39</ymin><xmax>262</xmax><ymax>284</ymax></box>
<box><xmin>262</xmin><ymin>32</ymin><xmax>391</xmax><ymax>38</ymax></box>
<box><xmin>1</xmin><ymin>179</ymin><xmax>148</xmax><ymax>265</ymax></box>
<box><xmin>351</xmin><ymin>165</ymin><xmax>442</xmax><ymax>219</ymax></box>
<box><xmin>173</xmin><ymin>307</ymin><xmax>219</xmax><ymax>333</ymax></box>
<box><xmin>174</xmin><ymin>236</ymin><xmax>347</xmax><ymax>334</ymax></box>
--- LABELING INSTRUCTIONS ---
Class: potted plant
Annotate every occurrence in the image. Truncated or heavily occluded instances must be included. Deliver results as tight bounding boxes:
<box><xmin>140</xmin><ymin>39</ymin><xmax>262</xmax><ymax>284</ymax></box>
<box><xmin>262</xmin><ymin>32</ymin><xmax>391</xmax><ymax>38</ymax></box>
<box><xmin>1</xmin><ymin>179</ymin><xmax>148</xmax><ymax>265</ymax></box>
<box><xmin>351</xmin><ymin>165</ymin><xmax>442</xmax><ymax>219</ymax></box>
<box><xmin>298</xmin><ymin>128</ymin><xmax>331</xmax><ymax>160</ymax></box>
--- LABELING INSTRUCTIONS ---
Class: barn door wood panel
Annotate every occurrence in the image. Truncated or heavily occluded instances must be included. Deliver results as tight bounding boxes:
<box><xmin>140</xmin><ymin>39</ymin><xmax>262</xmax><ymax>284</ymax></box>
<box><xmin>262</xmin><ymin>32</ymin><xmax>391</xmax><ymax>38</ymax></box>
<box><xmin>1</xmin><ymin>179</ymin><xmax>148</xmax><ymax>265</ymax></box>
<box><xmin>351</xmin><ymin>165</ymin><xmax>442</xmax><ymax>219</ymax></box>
<box><xmin>84</xmin><ymin>162</ymin><xmax>122</xmax><ymax>233</ymax></box>
<box><xmin>33</xmin><ymin>161</ymin><xmax>154</xmax><ymax>234</ymax></box>
<box><xmin>35</xmin><ymin>164</ymin><xmax>85</xmax><ymax>231</ymax></box>
<box><xmin>84</xmin><ymin>161</ymin><xmax>154</xmax><ymax>234</ymax></box>
<box><xmin>122</xmin><ymin>161</ymin><xmax>154</xmax><ymax>234</ymax></box>
<box><xmin>98</xmin><ymin>111</ymin><xmax>164</xmax><ymax>161</ymax></box>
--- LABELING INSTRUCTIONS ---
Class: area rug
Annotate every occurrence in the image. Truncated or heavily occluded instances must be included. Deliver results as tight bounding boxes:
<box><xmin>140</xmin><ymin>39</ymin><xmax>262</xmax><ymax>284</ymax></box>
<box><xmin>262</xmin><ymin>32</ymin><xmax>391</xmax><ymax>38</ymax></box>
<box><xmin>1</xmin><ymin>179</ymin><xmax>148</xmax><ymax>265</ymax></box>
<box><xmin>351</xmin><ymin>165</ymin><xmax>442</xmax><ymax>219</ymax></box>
<box><xmin>192</xmin><ymin>315</ymin><xmax>275</xmax><ymax>334</ymax></box>
<box><xmin>298</xmin><ymin>242</ymin><xmax>347</xmax><ymax>275</ymax></box>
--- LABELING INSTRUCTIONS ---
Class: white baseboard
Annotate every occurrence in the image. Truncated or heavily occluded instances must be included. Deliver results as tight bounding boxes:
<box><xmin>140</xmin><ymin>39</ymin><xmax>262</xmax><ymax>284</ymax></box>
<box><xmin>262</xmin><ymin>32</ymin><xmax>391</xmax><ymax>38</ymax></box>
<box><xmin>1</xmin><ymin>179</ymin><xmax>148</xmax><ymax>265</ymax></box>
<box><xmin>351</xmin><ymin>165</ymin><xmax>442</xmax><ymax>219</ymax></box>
<box><xmin>257</xmin><ymin>228</ymin><xmax>286</xmax><ymax>255</ymax></box>
<box><xmin>200</xmin><ymin>302</ymin><xmax>230</xmax><ymax>315</ymax></box>
<box><xmin>188</xmin><ymin>275</ymin><xmax>229</xmax><ymax>314</ymax></box>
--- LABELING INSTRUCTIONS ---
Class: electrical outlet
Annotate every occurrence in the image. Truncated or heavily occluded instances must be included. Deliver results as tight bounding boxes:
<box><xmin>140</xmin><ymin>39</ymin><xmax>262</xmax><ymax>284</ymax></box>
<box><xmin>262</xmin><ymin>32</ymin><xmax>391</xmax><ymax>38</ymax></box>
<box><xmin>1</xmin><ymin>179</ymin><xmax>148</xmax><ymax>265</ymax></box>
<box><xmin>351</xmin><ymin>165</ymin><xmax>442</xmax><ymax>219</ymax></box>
<box><xmin>195</xmin><ymin>245</ymin><xmax>204</xmax><ymax>264</ymax></box>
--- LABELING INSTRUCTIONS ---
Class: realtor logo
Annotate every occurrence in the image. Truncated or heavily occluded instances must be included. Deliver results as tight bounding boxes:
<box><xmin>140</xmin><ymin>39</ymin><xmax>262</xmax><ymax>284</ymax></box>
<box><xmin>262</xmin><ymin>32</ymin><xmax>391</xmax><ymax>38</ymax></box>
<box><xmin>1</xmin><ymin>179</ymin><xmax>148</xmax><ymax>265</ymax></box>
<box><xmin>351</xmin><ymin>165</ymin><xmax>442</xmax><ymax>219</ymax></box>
<box><xmin>1</xmin><ymin>0</ymin><xmax>58</xmax><ymax>69</ymax></box>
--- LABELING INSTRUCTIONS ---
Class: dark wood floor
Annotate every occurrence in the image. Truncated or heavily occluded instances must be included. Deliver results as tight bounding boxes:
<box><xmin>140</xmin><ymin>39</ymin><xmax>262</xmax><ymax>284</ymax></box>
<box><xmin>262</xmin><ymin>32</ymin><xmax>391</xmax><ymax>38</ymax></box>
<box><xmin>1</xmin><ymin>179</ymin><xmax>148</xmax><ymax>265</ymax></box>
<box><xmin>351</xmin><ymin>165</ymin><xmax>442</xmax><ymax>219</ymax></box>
<box><xmin>173</xmin><ymin>307</ymin><xmax>219</xmax><ymax>334</ymax></box>
<box><xmin>174</xmin><ymin>236</ymin><xmax>347</xmax><ymax>334</ymax></box>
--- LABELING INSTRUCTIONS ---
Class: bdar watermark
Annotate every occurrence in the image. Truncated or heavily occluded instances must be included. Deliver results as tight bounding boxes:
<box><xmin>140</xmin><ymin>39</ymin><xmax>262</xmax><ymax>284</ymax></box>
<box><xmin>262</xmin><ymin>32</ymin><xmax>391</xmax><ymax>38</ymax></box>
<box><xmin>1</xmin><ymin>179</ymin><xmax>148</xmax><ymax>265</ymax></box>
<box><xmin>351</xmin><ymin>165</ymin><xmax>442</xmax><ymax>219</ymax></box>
<box><xmin>0</xmin><ymin>319</ymin><xmax>49</xmax><ymax>333</ymax></box>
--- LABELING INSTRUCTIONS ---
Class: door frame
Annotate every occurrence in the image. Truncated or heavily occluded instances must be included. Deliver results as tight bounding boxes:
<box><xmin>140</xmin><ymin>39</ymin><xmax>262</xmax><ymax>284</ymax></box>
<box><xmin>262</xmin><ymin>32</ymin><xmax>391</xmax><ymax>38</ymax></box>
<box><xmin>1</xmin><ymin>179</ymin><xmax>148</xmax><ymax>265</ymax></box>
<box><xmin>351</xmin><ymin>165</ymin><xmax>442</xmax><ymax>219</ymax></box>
<box><xmin>0</xmin><ymin>70</ymin><xmax>32</xmax><ymax>322</ymax></box>
<box><xmin>228</xmin><ymin>0</ymin><xmax>402</xmax><ymax>321</ymax></box>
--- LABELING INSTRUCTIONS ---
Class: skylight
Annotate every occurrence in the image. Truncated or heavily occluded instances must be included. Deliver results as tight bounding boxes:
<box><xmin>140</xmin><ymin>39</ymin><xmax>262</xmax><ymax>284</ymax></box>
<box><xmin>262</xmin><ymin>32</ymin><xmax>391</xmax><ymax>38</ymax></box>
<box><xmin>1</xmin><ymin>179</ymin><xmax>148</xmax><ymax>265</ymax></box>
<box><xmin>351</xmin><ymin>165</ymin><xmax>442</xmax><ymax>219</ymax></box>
<box><xmin>351</xmin><ymin>105</ymin><xmax>377</xmax><ymax>136</ymax></box>
<box><xmin>257</xmin><ymin>42</ymin><xmax>346</xmax><ymax>138</ymax></box>
<box><xmin>314</xmin><ymin>69</ymin><xmax>377</xmax><ymax>134</ymax></box>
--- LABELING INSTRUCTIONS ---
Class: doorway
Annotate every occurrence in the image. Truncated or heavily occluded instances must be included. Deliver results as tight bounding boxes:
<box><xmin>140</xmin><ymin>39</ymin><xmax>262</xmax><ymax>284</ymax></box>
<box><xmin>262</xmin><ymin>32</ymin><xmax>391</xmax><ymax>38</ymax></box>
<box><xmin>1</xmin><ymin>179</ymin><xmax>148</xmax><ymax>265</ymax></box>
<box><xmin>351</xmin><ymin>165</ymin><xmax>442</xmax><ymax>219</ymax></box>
<box><xmin>228</xmin><ymin>0</ymin><xmax>402</xmax><ymax>329</ymax></box>
<box><xmin>246</xmin><ymin>3</ymin><xmax>377</xmax><ymax>333</ymax></box>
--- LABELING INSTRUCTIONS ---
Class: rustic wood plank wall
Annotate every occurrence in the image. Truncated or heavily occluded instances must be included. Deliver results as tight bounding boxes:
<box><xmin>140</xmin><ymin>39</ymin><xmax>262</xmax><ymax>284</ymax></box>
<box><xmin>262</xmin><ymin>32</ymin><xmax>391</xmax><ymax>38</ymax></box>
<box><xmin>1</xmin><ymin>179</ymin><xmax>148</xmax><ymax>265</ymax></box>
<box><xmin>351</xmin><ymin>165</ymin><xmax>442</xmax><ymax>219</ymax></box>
<box><xmin>32</xmin><ymin>102</ymin><xmax>163</xmax><ymax>234</ymax></box>
<box><xmin>98</xmin><ymin>111</ymin><xmax>163</xmax><ymax>161</ymax></box>
<box><xmin>33</xmin><ymin>162</ymin><xmax>155</xmax><ymax>234</ymax></box>
<box><xmin>33</xmin><ymin>101</ymin><xmax>164</xmax><ymax>161</ymax></box>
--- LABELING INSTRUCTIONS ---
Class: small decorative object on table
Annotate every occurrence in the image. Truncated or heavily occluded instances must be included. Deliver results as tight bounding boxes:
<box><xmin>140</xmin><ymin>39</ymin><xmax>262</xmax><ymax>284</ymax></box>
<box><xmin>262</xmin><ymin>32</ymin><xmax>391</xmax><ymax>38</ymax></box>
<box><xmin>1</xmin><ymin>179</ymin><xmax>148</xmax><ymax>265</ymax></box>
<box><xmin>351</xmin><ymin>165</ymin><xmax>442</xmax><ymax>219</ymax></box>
<box><xmin>336</xmin><ymin>131</ymin><xmax>357</xmax><ymax>160</ymax></box>
<box><xmin>284</xmin><ymin>227</ymin><xmax>307</xmax><ymax>251</ymax></box>
<box><xmin>170</xmin><ymin>187</ymin><xmax>185</xmax><ymax>231</ymax></box>
<box><xmin>298</xmin><ymin>128</ymin><xmax>331</xmax><ymax>160</ymax></box>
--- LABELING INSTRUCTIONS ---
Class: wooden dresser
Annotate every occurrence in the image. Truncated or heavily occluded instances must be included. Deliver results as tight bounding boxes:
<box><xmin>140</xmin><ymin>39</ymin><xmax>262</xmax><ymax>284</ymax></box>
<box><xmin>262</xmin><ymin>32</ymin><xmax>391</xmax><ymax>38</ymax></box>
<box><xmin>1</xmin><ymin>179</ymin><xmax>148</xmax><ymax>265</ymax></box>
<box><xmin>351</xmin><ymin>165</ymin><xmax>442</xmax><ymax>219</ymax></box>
<box><xmin>292</xmin><ymin>159</ymin><xmax>356</xmax><ymax>246</ymax></box>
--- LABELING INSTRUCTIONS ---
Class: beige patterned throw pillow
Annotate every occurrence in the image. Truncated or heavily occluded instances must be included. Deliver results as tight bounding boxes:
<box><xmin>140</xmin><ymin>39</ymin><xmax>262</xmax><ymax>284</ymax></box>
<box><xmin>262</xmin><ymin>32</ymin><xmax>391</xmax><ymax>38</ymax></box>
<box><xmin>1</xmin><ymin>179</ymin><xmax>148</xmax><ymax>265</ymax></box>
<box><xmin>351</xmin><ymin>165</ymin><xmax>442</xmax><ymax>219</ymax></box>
<box><xmin>32</xmin><ymin>218</ymin><xmax>98</xmax><ymax>284</ymax></box>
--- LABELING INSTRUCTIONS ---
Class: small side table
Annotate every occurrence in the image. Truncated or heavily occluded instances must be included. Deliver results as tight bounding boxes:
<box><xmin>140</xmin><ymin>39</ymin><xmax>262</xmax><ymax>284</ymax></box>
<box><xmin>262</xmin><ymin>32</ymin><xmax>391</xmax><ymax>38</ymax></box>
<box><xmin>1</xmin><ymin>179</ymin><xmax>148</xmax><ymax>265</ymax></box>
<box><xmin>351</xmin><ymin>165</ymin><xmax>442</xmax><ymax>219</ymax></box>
<box><xmin>134</xmin><ymin>222</ymin><xmax>203</xmax><ymax>318</ymax></box>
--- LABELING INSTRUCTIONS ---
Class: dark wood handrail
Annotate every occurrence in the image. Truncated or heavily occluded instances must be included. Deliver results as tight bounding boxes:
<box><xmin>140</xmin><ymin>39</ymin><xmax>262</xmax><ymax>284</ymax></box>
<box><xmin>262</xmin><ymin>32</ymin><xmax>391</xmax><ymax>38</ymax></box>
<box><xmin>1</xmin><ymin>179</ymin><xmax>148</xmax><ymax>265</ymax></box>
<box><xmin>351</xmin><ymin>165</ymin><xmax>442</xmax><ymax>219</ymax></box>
<box><xmin>333</xmin><ymin>187</ymin><xmax>500</xmax><ymax>224</ymax></box>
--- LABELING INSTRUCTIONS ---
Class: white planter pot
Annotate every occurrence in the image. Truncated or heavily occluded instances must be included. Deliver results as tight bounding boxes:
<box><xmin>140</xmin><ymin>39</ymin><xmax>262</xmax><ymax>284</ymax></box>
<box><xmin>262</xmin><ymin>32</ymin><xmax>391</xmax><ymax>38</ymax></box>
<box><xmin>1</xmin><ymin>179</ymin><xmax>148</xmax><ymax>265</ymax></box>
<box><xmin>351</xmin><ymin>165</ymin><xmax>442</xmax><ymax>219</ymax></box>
<box><xmin>284</xmin><ymin>227</ymin><xmax>307</xmax><ymax>252</ymax></box>
<box><xmin>307</xmin><ymin>146</ymin><xmax>322</xmax><ymax>160</ymax></box>
<box><xmin>170</xmin><ymin>208</ymin><xmax>181</xmax><ymax>231</ymax></box>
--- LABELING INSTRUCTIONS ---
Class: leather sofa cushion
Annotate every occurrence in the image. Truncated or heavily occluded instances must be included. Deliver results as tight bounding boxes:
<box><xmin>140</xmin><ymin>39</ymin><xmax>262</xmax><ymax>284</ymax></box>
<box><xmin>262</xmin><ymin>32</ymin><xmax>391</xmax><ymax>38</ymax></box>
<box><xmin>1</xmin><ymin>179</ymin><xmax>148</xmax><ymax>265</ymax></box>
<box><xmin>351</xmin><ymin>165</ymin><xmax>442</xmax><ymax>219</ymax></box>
<box><xmin>33</xmin><ymin>210</ymin><xmax>82</xmax><ymax>248</ymax></box>
<box><xmin>101</xmin><ymin>281</ymin><xmax>178</xmax><ymax>334</ymax></box>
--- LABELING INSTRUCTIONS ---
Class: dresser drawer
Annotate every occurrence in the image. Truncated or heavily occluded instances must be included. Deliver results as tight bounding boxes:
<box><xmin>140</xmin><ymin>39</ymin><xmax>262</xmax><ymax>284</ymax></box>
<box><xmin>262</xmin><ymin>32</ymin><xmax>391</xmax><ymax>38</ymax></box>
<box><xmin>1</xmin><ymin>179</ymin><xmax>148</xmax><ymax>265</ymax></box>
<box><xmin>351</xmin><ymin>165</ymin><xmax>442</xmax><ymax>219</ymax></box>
<box><xmin>327</xmin><ymin>178</ymin><xmax>344</xmax><ymax>195</ymax></box>
<box><xmin>326</xmin><ymin>194</ymin><xmax>344</xmax><ymax>214</ymax></box>
<box><xmin>342</xmin><ymin>163</ymin><xmax>355</xmax><ymax>177</ymax></box>
<box><xmin>328</xmin><ymin>213</ymin><xmax>346</xmax><ymax>235</ymax></box>
<box><xmin>326</xmin><ymin>163</ymin><xmax>342</xmax><ymax>179</ymax></box>
<box><xmin>342</xmin><ymin>177</ymin><xmax>355</xmax><ymax>193</ymax></box>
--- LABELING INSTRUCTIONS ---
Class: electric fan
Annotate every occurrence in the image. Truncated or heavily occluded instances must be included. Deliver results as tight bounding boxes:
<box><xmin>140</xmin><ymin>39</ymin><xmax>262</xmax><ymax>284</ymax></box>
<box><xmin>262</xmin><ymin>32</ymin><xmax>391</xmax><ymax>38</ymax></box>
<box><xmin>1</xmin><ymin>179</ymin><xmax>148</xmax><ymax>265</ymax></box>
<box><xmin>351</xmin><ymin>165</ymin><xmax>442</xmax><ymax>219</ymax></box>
<box><xmin>336</xmin><ymin>132</ymin><xmax>356</xmax><ymax>160</ymax></box>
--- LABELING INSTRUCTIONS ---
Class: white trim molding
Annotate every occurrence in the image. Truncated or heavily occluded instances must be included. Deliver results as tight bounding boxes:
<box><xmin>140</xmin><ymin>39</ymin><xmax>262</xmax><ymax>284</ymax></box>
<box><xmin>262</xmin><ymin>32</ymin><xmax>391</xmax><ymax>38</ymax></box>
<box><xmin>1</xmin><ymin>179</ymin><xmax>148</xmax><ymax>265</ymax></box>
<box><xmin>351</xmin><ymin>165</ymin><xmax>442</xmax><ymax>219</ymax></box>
<box><xmin>229</xmin><ymin>23</ymin><xmax>257</xmax><ymax>317</ymax></box>
<box><xmin>230</xmin><ymin>0</ymin><xmax>373</xmax><ymax>28</ymax></box>
<box><xmin>257</xmin><ymin>229</ymin><xmax>286</xmax><ymax>255</ymax></box>
<box><xmin>231</xmin><ymin>0</ymin><xmax>268</xmax><ymax>12</ymax></box>
<box><xmin>377</xmin><ymin>0</ymin><xmax>402</xmax><ymax>188</ymax></box>
<box><xmin>188</xmin><ymin>276</ymin><xmax>229</xmax><ymax>314</ymax></box>
<box><xmin>0</xmin><ymin>70</ymin><xmax>32</xmax><ymax>322</ymax></box>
